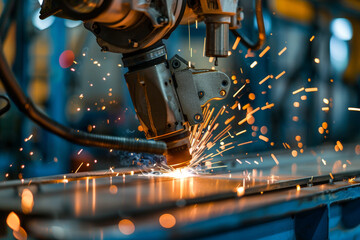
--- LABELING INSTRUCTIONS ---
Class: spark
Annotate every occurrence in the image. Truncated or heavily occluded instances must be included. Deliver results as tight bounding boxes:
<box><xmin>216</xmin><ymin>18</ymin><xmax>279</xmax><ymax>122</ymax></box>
<box><xmin>237</xmin><ymin>141</ymin><xmax>253</xmax><ymax>147</ymax></box>
<box><xmin>292</xmin><ymin>87</ymin><xmax>304</xmax><ymax>95</ymax></box>
<box><xmin>232</xmin><ymin>37</ymin><xmax>241</xmax><ymax>50</ymax></box>
<box><xmin>278</xmin><ymin>47</ymin><xmax>287</xmax><ymax>56</ymax></box>
<box><xmin>275</xmin><ymin>71</ymin><xmax>285</xmax><ymax>80</ymax></box>
<box><xmin>314</xmin><ymin>58</ymin><xmax>320</xmax><ymax>64</ymax></box>
<box><xmin>250</xmin><ymin>61</ymin><xmax>258</xmax><ymax>68</ymax></box>
<box><xmin>24</xmin><ymin>134</ymin><xmax>33</xmax><ymax>142</ymax></box>
<box><xmin>77</xmin><ymin>149</ymin><xmax>83</xmax><ymax>155</ymax></box>
<box><xmin>259</xmin><ymin>46</ymin><xmax>270</xmax><ymax>58</ymax></box>
<box><xmin>271</xmin><ymin>153</ymin><xmax>279</xmax><ymax>165</ymax></box>
<box><xmin>236</xmin><ymin>130</ymin><xmax>247</xmax><ymax>136</ymax></box>
<box><xmin>203</xmin><ymin>37</ymin><xmax>206</xmax><ymax>57</ymax></box>
<box><xmin>321</xmin><ymin>159</ymin><xmax>326</xmax><ymax>165</ymax></box>
<box><xmin>323</xmin><ymin>98</ymin><xmax>329</xmax><ymax>104</ymax></box>
<box><xmin>225</xmin><ymin>116</ymin><xmax>236</xmax><ymax>125</ymax></box>
<box><xmin>310</xmin><ymin>35</ymin><xmax>315</xmax><ymax>42</ymax></box>
<box><xmin>259</xmin><ymin>135</ymin><xmax>269</xmax><ymax>142</ymax></box>
<box><xmin>322</xmin><ymin>107</ymin><xmax>329</xmax><ymax>112</ymax></box>
<box><xmin>238</xmin><ymin>107</ymin><xmax>260</xmax><ymax>126</ymax></box>
<box><xmin>348</xmin><ymin>107</ymin><xmax>360</xmax><ymax>112</ymax></box>
<box><xmin>261</xmin><ymin>103</ymin><xmax>274</xmax><ymax>110</ymax></box>
<box><xmin>305</xmin><ymin>87</ymin><xmax>318</xmax><ymax>92</ymax></box>
<box><xmin>75</xmin><ymin>162</ymin><xmax>83</xmax><ymax>173</ymax></box>
<box><xmin>231</xmin><ymin>101</ymin><xmax>239</xmax><ymax>110</ymax></box>
<box><xmin>259</xmin><ymin>75</ymin><xmax>272</xmax><ymax>85</ymax></box>
<box><xmin>233</xmin><ymin>84</ymin><xmax>246</xmax><ymax>98</ymax></box>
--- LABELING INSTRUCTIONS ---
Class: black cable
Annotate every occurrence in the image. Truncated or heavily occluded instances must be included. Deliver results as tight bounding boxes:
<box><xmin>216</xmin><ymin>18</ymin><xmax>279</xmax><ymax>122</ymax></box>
<box><xmin>231</xmin><ymin>0</ymin><xmax>266</xmax><ymax>51</ymax></box>
<box><xmin>0</xmin><ymin>47</ymin><xmax>167</xmax><ymax>155</ymax></box>
<box><xmin>0</xmin><ymin>0</ymin><xmax>16</xmax><ymax>42</ymax></box>
<box><xmin>0</xmin><ymin>95</ymin><xmax>10</xmax><ymax>116</ymax></box>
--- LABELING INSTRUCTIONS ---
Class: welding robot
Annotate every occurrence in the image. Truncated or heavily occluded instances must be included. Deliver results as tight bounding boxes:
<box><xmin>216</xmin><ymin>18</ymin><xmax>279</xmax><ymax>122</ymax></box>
<box><xmin>0</xmin><ymin>0</ymin><xmax>264</xmax><ymax>168</ymax></box>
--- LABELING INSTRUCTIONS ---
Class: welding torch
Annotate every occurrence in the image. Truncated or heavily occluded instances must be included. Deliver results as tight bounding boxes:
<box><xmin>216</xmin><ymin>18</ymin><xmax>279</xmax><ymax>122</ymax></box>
<box><xmin>1</xmin><ymin>0</ymin><xmax>265</xmax><ymax>168</ymax></box>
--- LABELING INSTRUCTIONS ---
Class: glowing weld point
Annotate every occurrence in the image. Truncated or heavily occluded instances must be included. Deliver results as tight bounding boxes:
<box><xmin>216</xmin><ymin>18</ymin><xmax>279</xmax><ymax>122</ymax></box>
<box><xmin>236</xmin><ymin>186</ymin><xmax>245</xmax><ymax>197</ymax></box>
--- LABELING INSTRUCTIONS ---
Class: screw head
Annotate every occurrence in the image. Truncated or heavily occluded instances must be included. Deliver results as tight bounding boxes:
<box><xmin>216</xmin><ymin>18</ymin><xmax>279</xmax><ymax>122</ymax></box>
<box><xmin>220</xmin><ymin>90</ymin><xmax>226</xmax><ymax>96</ymax></box>
<box><xmin>194</xmin><ymin>114</ymin><xmax>202</xmax><ymax>122</ymax></box>
<box><xmin>198</xmin><ymin>91</ymin><xmax>204</xmax><ymax>99</ymax></box>
<box><xmin>172</xmin><ymin>60</ymin><xmax>181</xmax><ymax>69</ymax></box>
<box><xmin>157</xmin><ymin>16</ymin><xmax>169</xmax><ymax>25</ymax></box>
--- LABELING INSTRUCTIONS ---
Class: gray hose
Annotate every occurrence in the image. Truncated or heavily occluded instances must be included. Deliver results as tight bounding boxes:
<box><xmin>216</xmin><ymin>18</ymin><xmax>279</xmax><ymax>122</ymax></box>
<box><xmin>0</xmin><ymin>47</ymin><xmax>167</xmax><ymax>155</ymax></box>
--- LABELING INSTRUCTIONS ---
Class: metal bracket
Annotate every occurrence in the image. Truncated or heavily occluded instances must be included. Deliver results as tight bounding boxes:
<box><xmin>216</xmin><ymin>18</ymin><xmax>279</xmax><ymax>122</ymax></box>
<box><xmin>169</xmin><ymin>55</ymin><xmax>231</xmax><ymax>126</ymax></box>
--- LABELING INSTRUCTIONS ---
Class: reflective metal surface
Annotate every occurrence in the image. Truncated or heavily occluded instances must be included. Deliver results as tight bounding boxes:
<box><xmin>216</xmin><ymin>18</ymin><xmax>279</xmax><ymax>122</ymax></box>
<box><xmin>0</xmin><ymin>145</ymin><xmax>359</xmax><ymax>239</ymax></box>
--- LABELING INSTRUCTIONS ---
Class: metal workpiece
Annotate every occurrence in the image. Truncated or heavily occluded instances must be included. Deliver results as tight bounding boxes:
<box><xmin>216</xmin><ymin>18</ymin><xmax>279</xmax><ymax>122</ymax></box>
<box><xmin>1</xmin><ymin>146</ymin><xmax>360</xmax><ymax>239</ymax></box>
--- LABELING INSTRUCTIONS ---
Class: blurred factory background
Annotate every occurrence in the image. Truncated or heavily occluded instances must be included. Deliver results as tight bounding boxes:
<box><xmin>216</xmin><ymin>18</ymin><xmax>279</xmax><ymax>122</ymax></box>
<box><xmin>0</xmin><ymin>0</ymin><xmax>360</xmax><ymax>180</ymax></box>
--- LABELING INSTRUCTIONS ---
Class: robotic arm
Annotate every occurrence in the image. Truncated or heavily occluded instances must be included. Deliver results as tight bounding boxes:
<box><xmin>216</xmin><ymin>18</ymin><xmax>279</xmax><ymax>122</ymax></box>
<box><xmin>39</xmin><ymin>0</ymin><xmax>264</xmax><ymax>168</ymax></box>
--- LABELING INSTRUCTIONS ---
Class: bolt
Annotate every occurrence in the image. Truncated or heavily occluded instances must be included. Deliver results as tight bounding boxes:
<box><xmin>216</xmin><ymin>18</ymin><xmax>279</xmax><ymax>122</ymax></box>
<box><xmin>128</xmin><ymin>39</ymin><xmax>139</xmax><ymax>48</ymax></box>
<box><xmin>222</xmin><ymin>80</ymin><xmax>229</xmax><ymax>86</ymax></box>
<box><xmin>172</xmin><ymin>59</ymin><xmax>181</xmax><ymax>69</ymax></box>
<box><xmin>157</xmin><ymin>16</ymin><xmax>169</xmax><ymax>25</ymax></box>
<box><xmin>92</xmin><ymin>23</ymin><xmax>101</xmax><ymax>34</ymax></box>
<box><xmin>101</xmin><ymin>46</ymin><xmax>108</xmax><ymax>52</ymax></box>
<box><xmin>220</xmin><ymin>90</ymin><xmax>226</xmax><ymax>96</ymax></box>
<box><xmin>194</xmin><ymin>114</ymin><xmax>202</xmax><ymax>122</ymax></box>
<box><xmin>198</xmin><ymin>91</ymin><xmax>204</xmax><ymax>99</ymax></box>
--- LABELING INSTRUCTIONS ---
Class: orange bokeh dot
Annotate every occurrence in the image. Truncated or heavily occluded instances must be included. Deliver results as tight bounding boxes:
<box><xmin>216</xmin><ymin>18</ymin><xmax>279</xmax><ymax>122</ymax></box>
<box><xmin>292</xmin><ymin>150</ymin><xmax>298</xmax><ymax>157</ymax></box>
<box><xmin>247</xmin><ymin>116</ymin><xmax>255</xmax><ymax>125</ymax></box>
<box><xmin>159</xmin><ymin>214</ymin><xmax>176</xmax><ymax>229</ymax></box>
<box><xmin>109</xmin><ymin>185</ymin><xmax>118</xmax><ymax>194</ymax></box>
<box><xmin>260</xmin><ymin>126</ymin><xmax>268</xmax><ymax>135</ymax></box>
<box><xmin>295</xmin><ymin>136</ymin><xmax>301</xmax><ymax>142</ymax></box>
<box><xmin>118</xmin><ymin>219</ymin><xmax>135</xmax><ymax>235</ymax></box>
<box><xmin>6</xmin><ymin>212</ymin><xmax>20</xmax><ymax>231</ymax></box>
<box><xmin>356</xmin><ymin>145</ymin><xmax>360</xmax><ymax>155</ymax></box>
<box><xmin>322</xmin><ymin>122</ymin><xmax>328</xmax><ymax>130</ymax></box>
<box><xmin>248</xmin><ymin>93</ymin><xmax>256</xmax><ymax>101</ymax></box>
<box><xmin>59</xmin><ymin>50</ymin><xmax>75</xmax><ymax>68</ymax></box>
